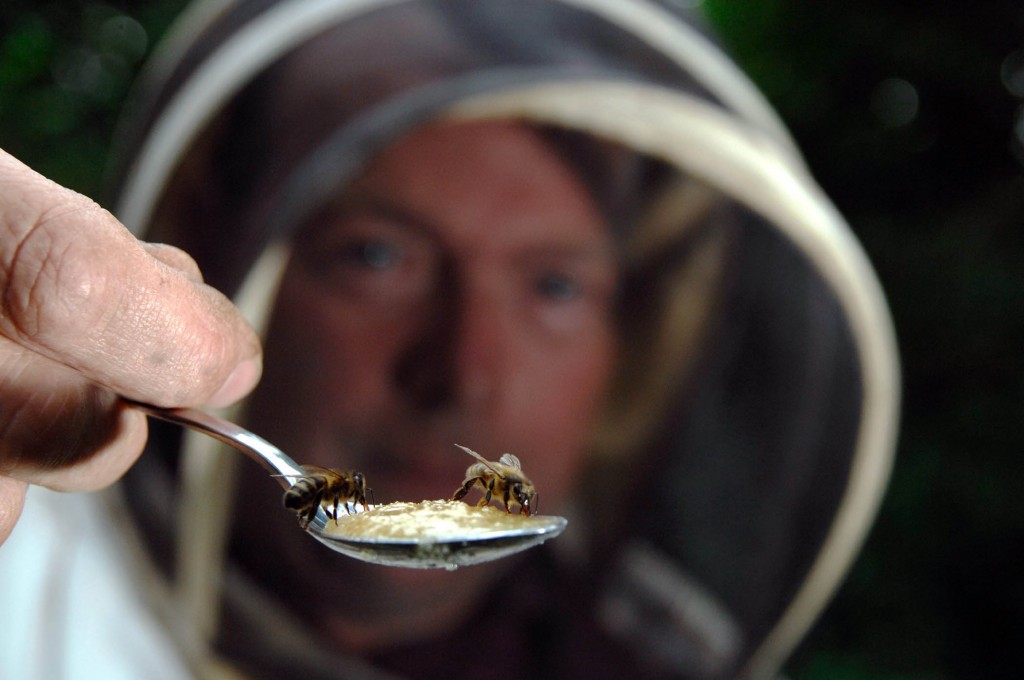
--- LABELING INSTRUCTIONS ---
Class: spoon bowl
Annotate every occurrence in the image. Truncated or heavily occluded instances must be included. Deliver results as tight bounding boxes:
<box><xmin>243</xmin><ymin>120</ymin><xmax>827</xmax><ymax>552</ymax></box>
<box><xmin>131</xmin><ymin>402</ymin><xmax>567</xmax><ymax>569</ymax></box>
<box><xmin>309</xmin><ymin>500</ymin><xmax>567</xmax><ymax>569</ymax></box>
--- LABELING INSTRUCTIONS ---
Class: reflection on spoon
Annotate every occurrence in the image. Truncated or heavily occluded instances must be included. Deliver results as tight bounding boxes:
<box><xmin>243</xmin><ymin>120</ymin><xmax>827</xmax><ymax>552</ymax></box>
<box><xmin>130</xmin><ymin>402</ymin><xmax>567</xmax><ymax>569</ymax></box>
<box><xmin>314</xmin><ymin>499</ymin><xmax>567</xmax><ymax>570</ymax></box>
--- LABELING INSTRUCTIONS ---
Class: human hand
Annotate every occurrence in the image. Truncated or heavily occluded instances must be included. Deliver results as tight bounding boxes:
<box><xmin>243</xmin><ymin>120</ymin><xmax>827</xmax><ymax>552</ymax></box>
<box><xmin>0</xmin><ymin>149</ymin><xmax>262</xmax><ymax>545</ymax></box>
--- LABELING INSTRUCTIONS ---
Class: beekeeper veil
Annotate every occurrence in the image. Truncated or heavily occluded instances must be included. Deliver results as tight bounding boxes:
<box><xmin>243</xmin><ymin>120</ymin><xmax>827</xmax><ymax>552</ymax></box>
<box><xmin>109</xmin><ymin>0</ymin><xmax>900</xmax><ymax>677</ymax></box>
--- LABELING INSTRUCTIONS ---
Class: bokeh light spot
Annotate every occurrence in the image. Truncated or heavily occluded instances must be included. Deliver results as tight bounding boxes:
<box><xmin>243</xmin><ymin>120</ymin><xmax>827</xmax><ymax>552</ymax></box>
<box><xmin>870</xmin><ymin>77</ymin><xmax>920</xmax><ymax>128</ymax></box>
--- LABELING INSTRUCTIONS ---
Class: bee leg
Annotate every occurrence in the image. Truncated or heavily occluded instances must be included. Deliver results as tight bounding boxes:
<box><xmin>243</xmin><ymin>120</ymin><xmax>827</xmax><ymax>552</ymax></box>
<box><xmin>479</xmin><ymin>479</ymin><xmax>495</xmax><ymax>508</ymax></box>
<box><xmin>452</xmin><ymin>478</ymin><xmax>478</xmax><ymax>502</ymax></box>
<box><xmin>306</xmin><ymin>487</ymin><xmax>325</xmax><ymax>528</ymax></box>
<box><xmin>302</xmin><ymin>505</ymin><xmax>317</xmax><ymax>529</ymax></box>
<box><xmin>330</xmin><ymin>492</ymin><xmax>341</xmax><ymax>524</ymax></box>
<box><xmin>503</xmin><ymin>488</ymin><xmax>513</xmax><ymax>514</ymax></box>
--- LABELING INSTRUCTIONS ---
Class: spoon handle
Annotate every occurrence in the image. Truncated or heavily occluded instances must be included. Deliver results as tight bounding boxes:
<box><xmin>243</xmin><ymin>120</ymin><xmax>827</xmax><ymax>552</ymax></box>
<box><xmin>128</xmin><ymin>401</ymin><xmax>307</xmax><ymax>488</ymax></box>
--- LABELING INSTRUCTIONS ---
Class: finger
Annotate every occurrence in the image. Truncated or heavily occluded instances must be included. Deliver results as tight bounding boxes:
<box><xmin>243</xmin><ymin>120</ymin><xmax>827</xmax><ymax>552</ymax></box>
<box><xmin>142</xmin><ymin>242</ymin><xmax>204</xmax><ymax>284</ymax></box>
<box><xmin>6</xmin><ymin>409</ymin><xmax>150</xmax><ymax>493</ymax></box>
<box><xmin>0</xmin><ymin>149</ymin><xmax>262</xmax><ymax>408</ymax></box>
<box><xmin>0</xmin><ymin>475</ymin><xmax>27</xmax><ymax>547</ymax></box>
<box><xmin>0</xmin><ymin>337</ymin><xmax>145</xmax><ymax>481</ymax></box>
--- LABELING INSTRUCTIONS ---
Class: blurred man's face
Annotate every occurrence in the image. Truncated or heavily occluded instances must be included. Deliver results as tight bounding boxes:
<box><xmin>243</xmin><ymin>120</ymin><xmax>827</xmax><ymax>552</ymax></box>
<box><xmin>237</xmin><ymin>120</ymin><xmax>617</xmax><ymax>648</ymax></box>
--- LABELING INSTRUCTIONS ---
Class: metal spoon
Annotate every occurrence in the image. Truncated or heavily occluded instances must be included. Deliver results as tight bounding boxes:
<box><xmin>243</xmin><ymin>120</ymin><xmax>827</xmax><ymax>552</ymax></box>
<box><xmin>131</xmin><ymin>403</ymin><xmax>567</xmax><ymax>569</ymax></box>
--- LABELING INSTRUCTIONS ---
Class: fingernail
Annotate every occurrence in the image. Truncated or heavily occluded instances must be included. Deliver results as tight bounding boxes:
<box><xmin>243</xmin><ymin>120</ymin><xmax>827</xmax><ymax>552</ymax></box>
<box><xmin>207</xmin><ymin>355</ymin><xmax>263</xmax><ymax>408</ymax></box>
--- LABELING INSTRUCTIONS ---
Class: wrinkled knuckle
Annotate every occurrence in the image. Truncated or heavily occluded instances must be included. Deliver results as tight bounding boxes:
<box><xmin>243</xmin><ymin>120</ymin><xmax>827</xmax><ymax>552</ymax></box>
<box><xmin>3</xmin><ymin>214</ymin><xmax>109</xmax><ymax>346</ymax></box>
<box><xmin>143</xmin><ymin>243</ymin><xmax>204</xmax><ymax>283</ymax></box>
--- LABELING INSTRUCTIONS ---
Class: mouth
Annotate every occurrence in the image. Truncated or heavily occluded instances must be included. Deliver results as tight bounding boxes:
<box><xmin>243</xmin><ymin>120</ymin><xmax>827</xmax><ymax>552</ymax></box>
<box><xmin>332</xmin><ymin>434</ymin><xmax>475</xmax><ymax>504</ymax></box>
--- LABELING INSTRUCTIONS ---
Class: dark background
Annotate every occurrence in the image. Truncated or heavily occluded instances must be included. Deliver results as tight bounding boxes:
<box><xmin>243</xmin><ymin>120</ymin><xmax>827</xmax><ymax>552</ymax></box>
<box><xmin>2</xmin><ymin>1</ymin><xmax>1021</xmax><ymax>677</ymax></box>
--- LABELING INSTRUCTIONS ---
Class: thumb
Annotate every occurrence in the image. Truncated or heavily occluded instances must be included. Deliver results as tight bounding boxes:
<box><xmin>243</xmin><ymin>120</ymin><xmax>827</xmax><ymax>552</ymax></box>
<box><xmin>0</xmin><ymin>149</ymin><xmax>262</xmax><ymax>408</ymax></box>
<box><xmin>0</xmin><ymin>476</ymin><xmax>27</xmax><ymax>545</ymax></box>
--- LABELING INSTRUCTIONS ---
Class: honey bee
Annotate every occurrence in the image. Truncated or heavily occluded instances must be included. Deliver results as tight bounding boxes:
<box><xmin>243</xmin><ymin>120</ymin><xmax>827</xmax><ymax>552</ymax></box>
<box><xmin>450</xmin><ymin>444</ymin><xmax>536</xmax><ymax>516</ymax></box>
<box><xmin>283</xmin><ymin>465</ymin><xmax>370</xmax><ymax>528</ymax></box>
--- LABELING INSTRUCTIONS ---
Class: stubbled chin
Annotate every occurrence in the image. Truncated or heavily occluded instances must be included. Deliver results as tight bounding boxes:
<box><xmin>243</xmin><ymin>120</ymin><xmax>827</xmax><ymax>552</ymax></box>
<box><xmin>320</xmin><ymin>560</ymin><xmax>509</xmax><ymax>652</ymax></box>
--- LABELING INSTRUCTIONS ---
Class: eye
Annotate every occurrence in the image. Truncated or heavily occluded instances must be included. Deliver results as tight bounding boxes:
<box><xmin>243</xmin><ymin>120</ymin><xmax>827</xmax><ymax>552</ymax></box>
<box><xmin>535</xmin><ymin>272</ymin><xmax>581</xmax><ymax>301</ymax></box>
<box><xmin>341</xmin><ymin>240</ymin><xmax>401</xmax><ymax>269</ymax></box>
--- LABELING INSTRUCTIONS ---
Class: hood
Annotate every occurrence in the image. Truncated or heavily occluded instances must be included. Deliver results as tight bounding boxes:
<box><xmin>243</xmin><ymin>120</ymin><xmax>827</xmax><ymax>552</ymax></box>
<box><xmin>108</xmin><ymin>1</ymin><xmax>900</xmax><ymax>678</ymax></box>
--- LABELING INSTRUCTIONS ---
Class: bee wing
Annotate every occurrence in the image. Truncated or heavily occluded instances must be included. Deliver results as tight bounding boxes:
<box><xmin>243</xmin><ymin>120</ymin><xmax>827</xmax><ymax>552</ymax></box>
<box><xmin>498</xmin><ymin>453</ymin><xmax>522</xmax><ymax>470</ymax></box>
<box><xmin>454</xmin><ymin>444</ymin><xmax>503</xmax><ymax>475</ymax></box>
<box><xmin>272</xmin><ymin>464</ymin><xmax>338</xmax><ymax>479</ymax></box>
<box><xmin>299</xmin><ymin>464</ymin><xmax>335</xmax><ymax>475</ymax></box>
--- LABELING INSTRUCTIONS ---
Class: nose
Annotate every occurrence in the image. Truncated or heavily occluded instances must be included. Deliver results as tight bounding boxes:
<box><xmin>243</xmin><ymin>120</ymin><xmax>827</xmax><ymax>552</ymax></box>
<box><xmin>392</xmin><ymin>267</ymin><xmax>505</xmax><ymax>412</ymax></box>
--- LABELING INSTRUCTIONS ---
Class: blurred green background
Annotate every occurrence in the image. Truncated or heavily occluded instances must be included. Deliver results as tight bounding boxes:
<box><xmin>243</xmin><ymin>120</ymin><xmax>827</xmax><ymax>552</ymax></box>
<box><xmin>2</xmin><ymin>1</ymin><xmax>1021</xmax><ymax>678</ymax></box>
